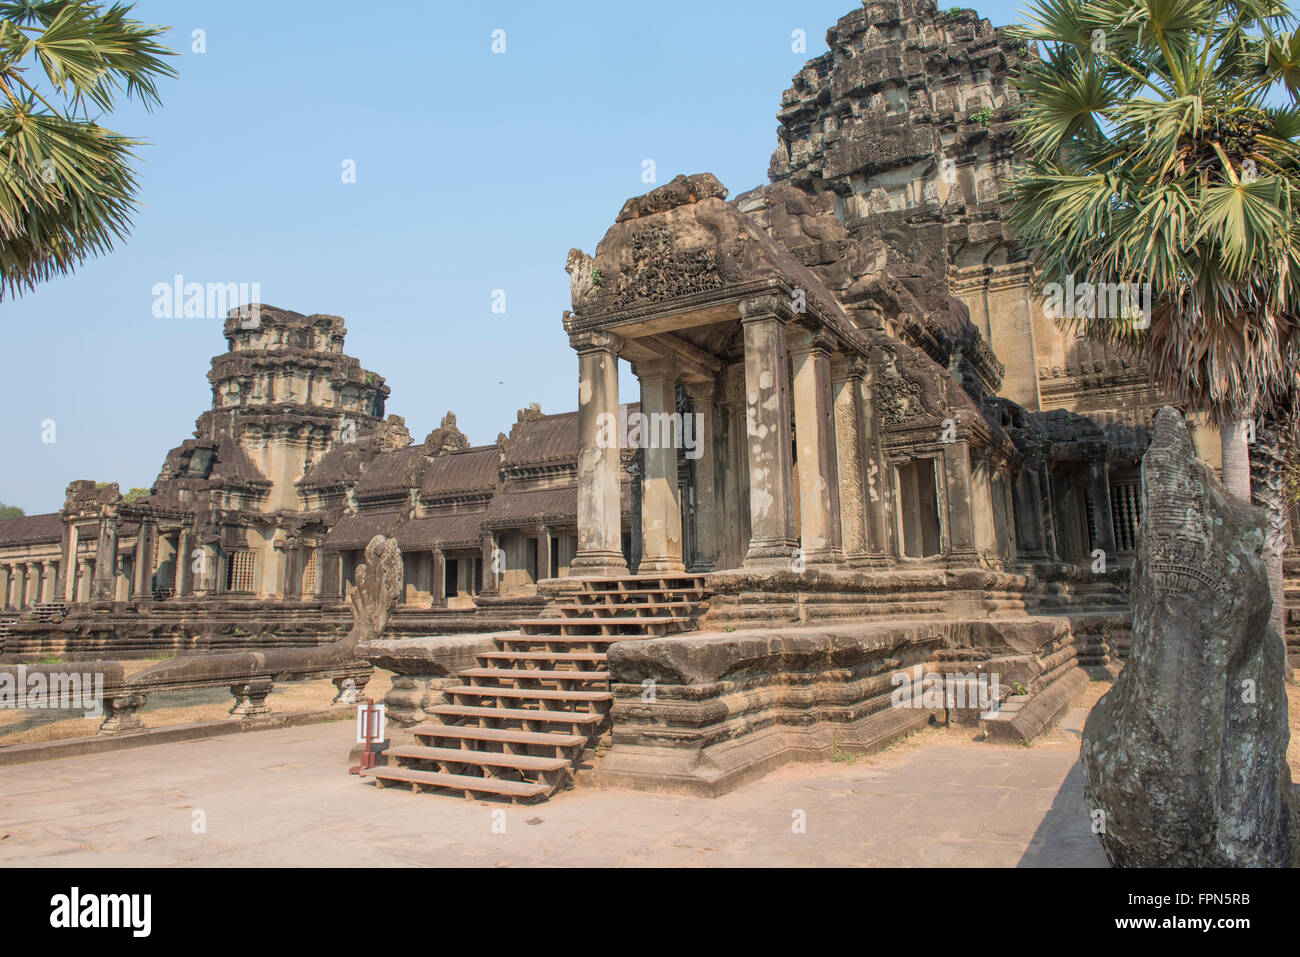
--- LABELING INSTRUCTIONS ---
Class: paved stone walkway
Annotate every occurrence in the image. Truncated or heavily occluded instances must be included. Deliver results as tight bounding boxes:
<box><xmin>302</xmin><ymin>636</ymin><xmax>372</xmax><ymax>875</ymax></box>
<box><xmin>0</xmin><ymin>705</ymin><xmax>1107</xmax><ymax>867</ymax></box>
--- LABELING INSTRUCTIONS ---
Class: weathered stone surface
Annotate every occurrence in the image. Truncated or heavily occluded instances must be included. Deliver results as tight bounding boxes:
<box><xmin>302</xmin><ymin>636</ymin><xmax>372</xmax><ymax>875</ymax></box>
<box><xmin>1081</xmin><ymin>407</ymin><xmax>1296</xmax><ymax>867</ymax></box>
<box><xmin>356</xmin><ymin>633</ymin><xmax>498</xmax><ymax>677</ymax></box>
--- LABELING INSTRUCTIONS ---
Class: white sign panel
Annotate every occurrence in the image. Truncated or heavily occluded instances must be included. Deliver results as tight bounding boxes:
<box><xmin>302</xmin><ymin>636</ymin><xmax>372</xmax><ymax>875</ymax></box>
<box><xmin>355</xmin><ymin>703</ymin><xmax>386</xmax><ymax>744</ymax></box>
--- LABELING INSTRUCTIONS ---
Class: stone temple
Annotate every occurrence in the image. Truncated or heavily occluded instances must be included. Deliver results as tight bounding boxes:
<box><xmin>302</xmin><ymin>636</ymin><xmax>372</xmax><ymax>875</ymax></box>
<box><xmin>1</xmin><ymin>0</ymin><xmax>1296</xmax><ymax>799</ymax></box>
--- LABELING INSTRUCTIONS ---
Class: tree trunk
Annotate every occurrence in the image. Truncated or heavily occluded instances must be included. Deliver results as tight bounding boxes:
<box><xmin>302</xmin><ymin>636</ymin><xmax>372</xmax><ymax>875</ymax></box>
<box><xmin>1221</xmin><ymin>418</ymin><xmax>1253</xmax><ymax>500</ymax></box>
<box><xmin>1249</xmin><ymin>413</ymin><xmax>1290</xmax><ymax>646</ymax></box>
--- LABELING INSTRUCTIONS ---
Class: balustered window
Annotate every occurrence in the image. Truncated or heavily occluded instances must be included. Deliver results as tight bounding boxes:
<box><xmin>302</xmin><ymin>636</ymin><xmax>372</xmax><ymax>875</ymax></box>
<box><xmin>225</xmin><ymin>549</ymin><xmax>256</xmax><ymax>593</ymax></box>
<box><xmin>1110</xmin><ymin>482</ymin><xmax>1143</xmax><ymax>552</ymax></box>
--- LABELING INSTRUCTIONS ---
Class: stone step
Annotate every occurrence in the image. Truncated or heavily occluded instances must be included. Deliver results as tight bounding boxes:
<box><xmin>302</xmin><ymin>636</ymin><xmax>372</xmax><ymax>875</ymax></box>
<box><xmin>556</xmin><ymin>602</ymin><xmax>701</xmax><ymax>616</ymax></box>
<box><xmin>365</xmin><ymin>573</ymin><xmax>709</xmax><ymax>804</ymax></box>
<box><xmin>459</xmin><ymin>667</ymin><xmax>610</xmax><ymax>682</ymax></box>
<box><xmin>411</xmin><ymin>723</ymin><xmax>587</xmax><ymax>749</ymax></box>
<box><xmin>387</xmin><ymin>745</ymin><xmax>570</xmax><ymax>773</ymax></box>
<box><xmin>478</xmin><ymin>651</ymin><xmax>607</xmax><ymax>665</ymax></box>
<box><xmin>362</xmin><ymin>765</ymin><xmax>551</xmax><ymax>800</ymax></box>
<box><xmin>445</xmin><ymin>685</ymin><xmax>613</xmax><ymax>705</ymax></box>
<box><xmin>427</xmin><ymin>704</ymin><xmax>604</xmax><ymax>727</ymax></box>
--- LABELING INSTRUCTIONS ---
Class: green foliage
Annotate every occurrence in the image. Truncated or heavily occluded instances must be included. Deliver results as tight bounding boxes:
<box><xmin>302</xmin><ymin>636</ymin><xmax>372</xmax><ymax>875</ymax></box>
<box><xmin>119</xmin><ymin>486</ymin><xmax>149</xmax><ymax>503</ymax></box>
<box><xmin>0</xmin><ymin>500</ymin><xmax>23</xmax><ymax>518</ymax></box>
<box><xmin>0</xmin><ymin>1</ymin><xmax>178</xmax><ymax>299</ymax></box>
<box><xmin>1006</xmin><ymin>0</ymin><xmax>1300</xmax><ymax>426</ymax></box>
<box><xmin>591</xmin><ymin>265</ymin><xmax>602</xmax><ymax>288</ymax></box>
<box><xmin>970</xmin><ymin>106</ymin><xmax>995</xmax><ymax>126</ymax></box>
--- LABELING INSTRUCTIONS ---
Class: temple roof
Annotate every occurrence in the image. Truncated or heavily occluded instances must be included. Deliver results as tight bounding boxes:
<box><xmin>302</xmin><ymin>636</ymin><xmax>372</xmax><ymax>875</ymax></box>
<box><xmin>421</xmin><ymin>447</ymin><xmax>498</xmax><ymax>497</ymax></box>
<box><xmin>0</xmin><ymin>512</ymin><xmax>61</xmax><ymax>547</ymax></box>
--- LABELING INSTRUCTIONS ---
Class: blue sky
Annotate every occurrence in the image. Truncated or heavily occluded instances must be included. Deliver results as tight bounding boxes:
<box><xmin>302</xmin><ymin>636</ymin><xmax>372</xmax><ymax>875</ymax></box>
<box><xmin>1</xmin><ymin>0</ymin><xmax>1030</xmax><ymax>515</ymax></box>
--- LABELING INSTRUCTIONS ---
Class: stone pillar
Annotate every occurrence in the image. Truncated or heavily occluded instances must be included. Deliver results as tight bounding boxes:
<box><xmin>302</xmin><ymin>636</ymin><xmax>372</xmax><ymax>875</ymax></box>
<box><xmin>56</xmin><ymin>523</ymin><xmax>77</xmax><ymax>601</ymax></box>
<box><xmin>175</xmin><ymin>528</ymin><xmax>194</xmax><ymax>597</ymax></box>
<box><xmin>1013</xmin><ymin>454</ymin><xmax>1050</xmax><ymax>561</ymax></box>
<box><xmin>431</xmin><ymin>547</ymin><xmax>446</xmax><ymax>606</ymax></box>
<box><xmin>789</xmin><ymin>325</ymin><xmax>843</xmax><ymax>564</ymax></box>
<box><xmin>942</xmin><ymin>440</ymin><xmax>980</xmax><ymax>564</ymax></box>
<box><xmin>25</xmin><ymin>563</ymin><xmax>41</xmax><ymax>609</ymax></box>
<box><xmin>968</xmin><ymin>447</ymin><xmax>997</xmax><ymax>556</ymax></box>
<box><xmin>0</xmin><ymin>565</ymin><xmax>9</xmax><ymax>610</ymax></box>
<box><xmin>132</xmin><ymin>521</ymin><xmax>157</xmax><ymax>600</ymax></box>
<box><xmin>859</xmin><ymin>364</ymin><xmax>892</xmax><ymax>562</ymax></box>
<box><xmin>1088</xmin><ymin>454</ymin><xmax>1117</xmax><ymax>558</ymax></box>
<box><xmin>720</xmin><ymin>364</ymin><xmax>752</xmax><ymax>571</ymax></box>
<box><xmin>831</xmin><ymin>357</ymin><xmax>869</xmax><ymax>560</ymax></box>
<box><xmin>76</xmin><ymin>559</ymin><xmax>92</xmax><ymax>603</ymax></box>
<box><xmin>739</xmin><ymin>298</ymin><xmax>798</xmax><ymax>567</ymax></box>
<box><xmin>683</xmin><ymin>379</ymin><xmax>719</xmax><ymax>572</ymax></box>
<box><xmin>317</xmin><ymin>548</ymin><xmax>341</xmax><ymax>600</ymax></box>
<box><xmin>538</xmin><ymin>526</ymin><xmax>552</xmax><ymax>581</ymax></box>
<box><xmin>570</xmin><ymin>331</ymin><xmax>629</xmax><ymax>578</ymax></box>
<box><xmin>282</xmin><ymin>542</ymin><xmax>302</xmax><ymax>600</ymax></box>
<box><xmin>636</xmin><ymin>358</ymin><xmax>686</xmax><ymax>574</ymax></box>
<box><xmin>41</xmin><ymin>561</ymin><xmax>57</xmax><ymax>603</ymax></box>
<box><xmin>481</xmin><ymin>532</ymin><xmax>499</xmax><ymax>594</ymax></box>
<box><xmin>91</xmin><ymin>516</ymin><xmax>118</xmax><ymax>600</ymax></box>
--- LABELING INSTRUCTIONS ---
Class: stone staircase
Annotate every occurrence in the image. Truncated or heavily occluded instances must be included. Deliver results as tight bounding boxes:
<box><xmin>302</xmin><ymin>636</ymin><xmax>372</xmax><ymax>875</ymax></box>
<box><xmin>362</xmin><ymin>574</ymin><xmax>709</xmax><ymax>802</ymax></box>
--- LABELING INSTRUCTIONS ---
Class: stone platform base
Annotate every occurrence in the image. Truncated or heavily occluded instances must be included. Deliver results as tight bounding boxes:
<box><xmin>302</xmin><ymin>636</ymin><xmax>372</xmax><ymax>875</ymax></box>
<box><xmin>587</xmin><ymin>613</ymin><xmax>1119</xmax><ymax>798</ymax></box>
<box><xmin>983</xmin><ymin>667</ymin><xmax>1088</xmax><ymax>745</ymax></box>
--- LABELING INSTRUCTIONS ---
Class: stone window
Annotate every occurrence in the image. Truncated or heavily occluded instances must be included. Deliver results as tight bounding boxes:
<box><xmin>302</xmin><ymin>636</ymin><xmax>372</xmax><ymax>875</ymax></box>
<box><xmin>1110</xmin><ymin>481</ymin><xmax>1142</xmax><ymax>552</ymax></box>
<box><xmin>896</xmin><ymin>458</ymin><xmax>943</xmax><ymax>558</ymax></box>
<box><xmin>225</xmin><ymin>549</ymin><xmax>256</xmax><ymax>593</ymax></box>
<box><xmin>301</xmin><ymin>550</ymin><xmax>317</xmax><ymax>596</ymax></box>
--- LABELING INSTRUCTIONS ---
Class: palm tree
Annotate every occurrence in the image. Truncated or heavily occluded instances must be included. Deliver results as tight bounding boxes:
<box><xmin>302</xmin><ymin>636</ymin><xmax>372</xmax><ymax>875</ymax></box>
<box><xmin>0</xmin><ymin>1</ymin><xmax>176</xmax><ymax>299</ymax></box>
<box><xmin>1007</xmin><ymin>0</ymin><xmax>1300</xmax><ymax>639</ymax></box>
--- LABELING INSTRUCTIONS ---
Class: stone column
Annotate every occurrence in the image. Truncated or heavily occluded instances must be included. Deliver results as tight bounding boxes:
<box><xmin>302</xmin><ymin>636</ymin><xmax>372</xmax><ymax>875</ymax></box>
<box><xmin>431</xmin><ymin>547</ymin><xmax>446</xmax><ymax>606</ymax></box>
<box><xmin>41</xmin><ymin>561</ymin><xmax>57</xmax><ymax>603</ymax></box>
<box><xmin>538</xmin><ymin>526</ymin><xmax>553</xmax><ymax>581</ymax></box>
<box><xmin>1013</xmin><ymin>454</ymin><xmax>1050</xmax><ymax>561</ymax></box>
<box><xmin>968</xmin><ymin>447</ymin><xmax>997</xmax><ymax>555</ymax></box>
<box><xmin>859</xmin><ymin>363</ymin><xmax>892</xmax><ymax>562</ymax></box>
<box><xmin>481</xmin><ymin>532</ymin><xmax>499</xmax><ymax>594</ymax></box>
<box><xmin>831</xmin><ymin>357</ymin><xmax>869</xmax><ymax>560</ymax></box>
<box><xmin>282</xmin><ymin>541</ymin><xmax>302</xmax><ymax>600</ymax></box>
<box><xmin>789</xmin><ymin>325</ymin><xmax>843</xmax><ymax>565</ymax></box>
<box><xmin>636</xmin><ymin>358</ymin><xmax>686</xmax><ymax>574</ymax></box>
<box><xmin>132</xmin><ymin>521</ymin><xmax>157</xmax><ymax>600</ymax></box>
<box><xmin>1088</xmin><ymin>454</ymin><xmax>1117</xmax><ymax>558</ymax></box>
<box><xmin>91</xmin><ymin>516</ymin><xmax>118</xmax><ymax>600</ymax></box>
<box><xmin>0</xmin><ymin>565</ymin><xmax>9</xmax><ymax>610</ymax></box>
<box><xmin>739</xmin><ymin>298</ymin><xmax>798</xmax><ymax>567</ymax></box>
<box><xmin>56</xmin><ymin>523</ymin><xmax>77</xmax><ymax>601</ymax></box>
<box><xmin>25</xmin><ymin>563</ymin><xmax>41</xmax><ymax>608</ymax></box>
<box><xmin>570</xmin><ymin>331</ymin><xmax>629</xmax><ymax>578</ymax></box>
<box><xmin>683</xmin><ymin>379</ymin><xmax>719</xmax><ymax>572</ymax></box>
<box><xmin>316</xmin><ymin>549</ymin><xmax>341</xmax><ymax>600</ymax></box>
<box><xmin>76</xmin><ymin>559</ymin><xmax>92</xmax><ymax>603</ymax></box>
<box><xmin>720</xmin><ymin>364</ymin><xmax>752</xmax><ymax>571</ymax></box>
<box><xmin>175</xmin><ymin>528</ymin><xmax>194</xmax><ymax>597</ymax></box>
<box><xmin>942</xmin><ymin>440</ymin><xmax>980</xmax><ymax>564</ymax></box>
